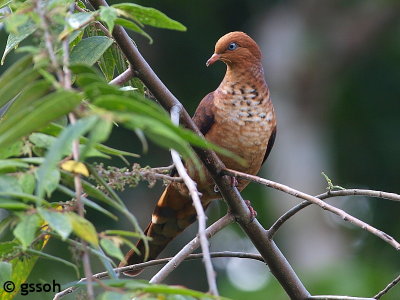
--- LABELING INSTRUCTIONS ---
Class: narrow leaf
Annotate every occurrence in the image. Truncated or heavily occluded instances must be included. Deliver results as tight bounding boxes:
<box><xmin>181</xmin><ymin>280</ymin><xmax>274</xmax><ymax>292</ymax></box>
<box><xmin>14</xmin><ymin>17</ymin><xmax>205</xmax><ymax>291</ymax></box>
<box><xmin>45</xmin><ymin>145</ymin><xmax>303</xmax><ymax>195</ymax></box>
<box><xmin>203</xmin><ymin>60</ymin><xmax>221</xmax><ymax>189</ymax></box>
<box><xmin>1</xmin><ymin>20</ymin><xmax>37</xmax><ymax>64</ymax></box>
<box><xmin>113</xmin><ymin>3</ymin><xmax>186</xmax><ymax>31</ymax></box>
<box><xmin>100</xmin><ymin>238</ymin><xmax>124</xmax><ymax>261</ymax></box>
<box><xmin>114</xmin><ymin>18</ymin><xmax>152</xmax><ymax>43</ymax></box>
<box><xmin>70</xmin><ymin>36</ymin><xmax>114</xmax><ymax>66</ymax></box>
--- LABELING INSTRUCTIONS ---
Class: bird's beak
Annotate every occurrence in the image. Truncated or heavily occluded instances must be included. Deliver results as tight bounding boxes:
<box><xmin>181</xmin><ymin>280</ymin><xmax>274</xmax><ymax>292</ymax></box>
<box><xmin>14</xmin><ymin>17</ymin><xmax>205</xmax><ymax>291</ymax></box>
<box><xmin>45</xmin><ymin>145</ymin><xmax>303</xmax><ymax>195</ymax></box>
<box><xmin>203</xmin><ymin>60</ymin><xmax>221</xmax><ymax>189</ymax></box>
<box><xmin>206</xmin><ymin>53</ymin><xmax>220</xmax><ymax>67</ymax></box>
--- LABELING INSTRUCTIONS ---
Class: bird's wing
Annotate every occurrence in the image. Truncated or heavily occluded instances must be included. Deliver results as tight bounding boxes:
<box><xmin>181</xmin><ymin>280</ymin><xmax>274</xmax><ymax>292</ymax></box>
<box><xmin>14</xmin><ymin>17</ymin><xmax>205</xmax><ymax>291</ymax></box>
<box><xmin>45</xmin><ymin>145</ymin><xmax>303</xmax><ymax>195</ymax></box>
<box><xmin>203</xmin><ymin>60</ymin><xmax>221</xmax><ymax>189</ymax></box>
<box><xmin>261</xmin><ymin>125</ymin><xmax>276</xmax><ymax>166</ymax></box>
<box><xmin>192</xmin><ymin>92</ymin><xmax>216</xmax><ymax>136</ymax></box>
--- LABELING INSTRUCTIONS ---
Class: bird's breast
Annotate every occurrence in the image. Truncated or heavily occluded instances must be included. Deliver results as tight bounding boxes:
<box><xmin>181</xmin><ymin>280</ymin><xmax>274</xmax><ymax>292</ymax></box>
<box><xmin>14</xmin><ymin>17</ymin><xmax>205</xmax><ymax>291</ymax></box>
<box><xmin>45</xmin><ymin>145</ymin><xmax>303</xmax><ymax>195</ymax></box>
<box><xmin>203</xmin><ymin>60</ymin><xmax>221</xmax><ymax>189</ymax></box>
<box><xmin>206</xmin><ymin>84</ymin><xmax>276</xmax><ymax>174</ymax></box>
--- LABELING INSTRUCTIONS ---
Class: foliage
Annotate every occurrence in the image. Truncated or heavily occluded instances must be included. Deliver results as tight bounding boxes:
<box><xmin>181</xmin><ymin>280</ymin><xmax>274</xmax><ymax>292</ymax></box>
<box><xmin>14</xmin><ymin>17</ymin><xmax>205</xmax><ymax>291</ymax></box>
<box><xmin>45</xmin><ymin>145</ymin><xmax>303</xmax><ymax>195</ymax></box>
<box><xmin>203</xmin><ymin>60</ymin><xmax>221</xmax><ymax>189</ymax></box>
<box><xmin>0</xmin><ymin>0</ymin><xmax>219</xmax><ymax>298</ymax></box>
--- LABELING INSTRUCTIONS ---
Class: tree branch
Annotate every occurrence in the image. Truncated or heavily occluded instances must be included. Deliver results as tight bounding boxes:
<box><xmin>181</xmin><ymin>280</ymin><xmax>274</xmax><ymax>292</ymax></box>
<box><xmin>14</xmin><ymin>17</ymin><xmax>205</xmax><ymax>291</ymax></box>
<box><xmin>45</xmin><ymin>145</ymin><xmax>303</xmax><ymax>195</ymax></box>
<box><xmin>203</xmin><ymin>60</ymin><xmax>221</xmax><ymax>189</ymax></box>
<box><xmin>374</xmin><ymin>273</ymin><xmax>400</xmax><ymax>299</ymax></box>
<box><xmin>55</xmin><ymin>214</ymin><xmax>232</xmax><ymax>299</ymax></box>
<box><xmin>109</xmin><ymin>67</ymin><xmax>135</xmax><ymax>86</ymax></box>
<box><xmin>224</xmin><ymin>168</ymin><xmax>400</xmax><ymax>250</ymax></box>
<box><xmin>150</xmin><ymin>213</ymin><xmax>234</xmax><ymax>285</ymax></box>
<box><xmin>166</xmin><ymin>104</ymin><xmax>218</xmax><ymax>295</ymax></box>
<box><xmin>269</xmin><ymin>188</ymin><xmax>400</xmax><ymax>237</ymax></box>
<box><xmin>87</xmin><ymin>1</ymin><xmax>311</xmax><ymax>298</ymax></box>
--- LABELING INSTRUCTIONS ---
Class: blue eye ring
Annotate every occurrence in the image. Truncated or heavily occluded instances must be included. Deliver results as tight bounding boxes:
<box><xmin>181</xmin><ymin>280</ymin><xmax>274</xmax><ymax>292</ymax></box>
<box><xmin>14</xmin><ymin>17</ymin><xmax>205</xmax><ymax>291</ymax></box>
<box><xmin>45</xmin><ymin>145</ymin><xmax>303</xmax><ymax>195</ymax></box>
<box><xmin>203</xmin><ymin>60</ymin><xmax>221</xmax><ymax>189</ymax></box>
<box><xmin>227</xmin><ymin>42</ymin><xmax>238</xmax><ymax>51</ymax></box>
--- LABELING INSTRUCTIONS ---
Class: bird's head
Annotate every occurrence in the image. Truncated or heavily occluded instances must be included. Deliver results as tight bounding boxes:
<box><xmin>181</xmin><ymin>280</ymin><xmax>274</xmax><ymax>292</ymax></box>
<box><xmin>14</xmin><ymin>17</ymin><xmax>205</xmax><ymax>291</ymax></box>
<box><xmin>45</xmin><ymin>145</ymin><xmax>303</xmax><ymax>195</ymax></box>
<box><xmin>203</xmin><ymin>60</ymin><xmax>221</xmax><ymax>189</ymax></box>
<box><xmin>206</xmin><ymin>31</ymin><xmax>262</xmax><ymax>68</ymax></box>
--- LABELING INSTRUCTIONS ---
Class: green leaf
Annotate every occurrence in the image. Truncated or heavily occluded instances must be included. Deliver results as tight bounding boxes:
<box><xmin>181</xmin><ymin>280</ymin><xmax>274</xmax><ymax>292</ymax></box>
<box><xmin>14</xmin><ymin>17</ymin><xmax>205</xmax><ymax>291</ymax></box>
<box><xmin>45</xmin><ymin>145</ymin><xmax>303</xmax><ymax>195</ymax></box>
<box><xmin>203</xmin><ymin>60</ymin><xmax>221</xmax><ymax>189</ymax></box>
<box><xmin>104</xmin><ymin>230</ymin><xmax>143</xmax><ymax>238</ymax></box>
<box><xmin>0</xmin><ymin>160</ymin><xmax>29</xmax><ymax>173</ymax></box>
<box><xmin>99</xmin><ymin>7</ymin><xmax>117</xmax><ymax>33</ymax></box>
<box><xmin>57</xmin><ymin>184</ymin><xmax>118</xmax><ymax>221</ymax></box>
<box><xmin>98</xmin><ymin>45</ymin><xmax>116</xmax><ymax>81</ymax></box>
<box><xmin>1</xmin><ymin>19</ymin><xmax>37</xmax><ymax>64</ymax></box>
<box><xmin>100</xmin><ymin>238</ymin><xmax>124</xmax><ymax>261</ymax></box>
<box><xmin>113</xmin><ymin>3</ymin><xmax>186</xmax><ymax>31</ymax></box>
<box><xmin>0</xmin><ymin>68</ymin><xmax>40</xmax><ymax>109</ymax></box>
<box><xmin>114</xmin><ymin>18</ymin><xmax>152</xmax><ymax>43</ymax></box>
<box><xmin>0</xmin><ymin>240</ymin><xmax>19</xmax><ymax>258</ymax></box>
<box><xmin>13</xmin><ymin>214</ymin><xmax>42</xmax><ymax>250</ymax></box>
<box><xmin>0</xmin><ymin>262</ymin><xmax>12</xmax><ymax>282</ymax></box>
<box><xmin>0</xmin><ymin>141</ymin><xmax>23</xmax><ymax>159</ymax></box>
<box><xmin>0</xmin><ymin>175</ymin><xmax>22</xmax><ymax>193</ymax></box>
<box><xmin>35</xmin><ymin>115</ymin><xmax>97</xmax><ymax>198</ymax></box>
<box><xmin>38</xmin><ymin>208</ymin><xmax>72</xmax><ymax>240</ymax></box>
<box><xmin>67</xmin><ymin>212</ymin><xmax>99</xmax><ymax>246</ymax></box>
<box><xmin>0</xmin><ymin>90</ymin><xmax>83</xmax><ymax>149</ymax></box>
<box><xmin>25</xmin><ymin>248</ymin><xmax>79</xmax><ymax>277</ymax></box>
<box><xmin>18</xmin><ymin>173</ymin><xmax>35</xmax><ymax>194</ymax></box>
<box><xmin>2</xmin><ymin>80</ymin><xmax>52</xmax><ymax>119</ymax></box>
<box><xmin>43</xmin><ymin>169</ymin><xmax>61</xmax><ymax>198</ymax></box>
<box><xmin>0</xmin><ymin>192</ymin><xmax>47</xmax><ymax>206</ymax></box>
<box><xmin>40</xmin><ymin>122</ymin><xmax>139</xmax><ymax>158</ymax></box>
<box><xmin>0</xmin><ymin>55</ymin><xmax>32</xmax><ymax>89</ymax></box>
<box><xmin>59</xmin><ymin>12</ymin><xmax>94</xmax><ymax>41</ymax></box>
<box><xmin>0</xmin><ymin>200</ymin><xmax>29</xmax><ymax>210</ymax></box>
<box><xmin>70</xmin><ymin>36</ymin><xmax>114</xmax><ymax>66</ymax></box>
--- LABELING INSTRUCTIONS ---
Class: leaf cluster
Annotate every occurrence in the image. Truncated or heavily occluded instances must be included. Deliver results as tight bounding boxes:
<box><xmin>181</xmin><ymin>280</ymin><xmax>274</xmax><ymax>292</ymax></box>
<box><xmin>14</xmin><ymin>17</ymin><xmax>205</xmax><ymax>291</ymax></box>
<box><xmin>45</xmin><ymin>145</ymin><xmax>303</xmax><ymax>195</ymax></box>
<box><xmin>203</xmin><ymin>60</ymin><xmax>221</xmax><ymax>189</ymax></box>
<box><xmin>0</xmin><ymin>0</ymin><xmax>223</xmax><ymax>299</ymax></box>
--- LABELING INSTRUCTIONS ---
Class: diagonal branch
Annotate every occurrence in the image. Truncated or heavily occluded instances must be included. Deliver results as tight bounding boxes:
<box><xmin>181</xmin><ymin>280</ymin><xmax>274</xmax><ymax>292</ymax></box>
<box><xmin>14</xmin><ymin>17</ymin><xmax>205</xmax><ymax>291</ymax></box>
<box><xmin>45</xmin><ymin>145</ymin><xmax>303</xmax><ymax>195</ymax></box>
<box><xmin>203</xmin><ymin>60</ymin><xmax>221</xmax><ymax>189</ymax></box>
<box><xmin>88</xmin><ymin>0</ymin><xmax>310</xmax><ymax>298</ymax></box>
<box><xmin>53</xmin><ymin>215</ymin><xmax>235</xmax><ymax>300</ymax></box>
<box><xmin>224</xmin><ymin>168</ymin><xmax>400</xmax><ymax>250</ymax></box>
<box><xmin>150</xmin><ymin>213</ymin><xmax>234</xmax><ymax>285</ymax></box>
<box><xmin>166</xmin><ymin>104</ymin><xmax>218</xmax><ymax>296</ymax></box>
<box><xmin>269</xmin><ymin>189</ymin><xmax>400</xmax><ymax>237</ymax></box>
<box><xmin>374</xmin><ymin>273</ymin><xmax>400</xmax><ymax>299</ymax></box>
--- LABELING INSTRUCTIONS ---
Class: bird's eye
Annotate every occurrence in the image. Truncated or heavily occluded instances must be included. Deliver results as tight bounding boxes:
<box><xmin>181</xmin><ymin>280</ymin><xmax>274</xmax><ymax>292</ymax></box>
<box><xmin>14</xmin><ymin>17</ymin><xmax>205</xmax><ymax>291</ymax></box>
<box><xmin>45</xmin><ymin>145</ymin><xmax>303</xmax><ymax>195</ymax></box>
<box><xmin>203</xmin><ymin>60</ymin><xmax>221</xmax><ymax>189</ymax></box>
<box><xmin>227</xmin><ymin>42</ymin><xmax>238</xmax><ymax>51</ymax></box>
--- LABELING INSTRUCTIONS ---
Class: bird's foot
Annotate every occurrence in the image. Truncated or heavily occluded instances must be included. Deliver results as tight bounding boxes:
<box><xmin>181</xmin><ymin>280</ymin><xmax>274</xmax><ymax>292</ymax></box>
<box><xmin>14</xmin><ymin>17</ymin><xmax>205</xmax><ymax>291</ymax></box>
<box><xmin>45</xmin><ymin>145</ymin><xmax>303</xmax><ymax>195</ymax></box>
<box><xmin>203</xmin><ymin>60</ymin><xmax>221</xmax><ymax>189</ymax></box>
<box><xmin>244</xmin><ymin>200</ymin><xmax>257</xmax><ymax>220</ymax></box>
<box><xmin>230</xmin><ymin>176</ymin><xmax>239</xmax><ymax>187</ymax></box>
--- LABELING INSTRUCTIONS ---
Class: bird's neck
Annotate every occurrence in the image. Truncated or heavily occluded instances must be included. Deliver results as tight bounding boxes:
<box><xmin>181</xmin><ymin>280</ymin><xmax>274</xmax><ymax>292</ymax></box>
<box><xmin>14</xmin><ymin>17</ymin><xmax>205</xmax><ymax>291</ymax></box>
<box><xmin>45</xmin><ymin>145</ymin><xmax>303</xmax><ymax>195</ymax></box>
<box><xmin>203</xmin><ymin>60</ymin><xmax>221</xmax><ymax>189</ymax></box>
<box><xmin>219</xmin><ymin>63</ymin><xmax>266</xmax><ymax>89</ymax></box>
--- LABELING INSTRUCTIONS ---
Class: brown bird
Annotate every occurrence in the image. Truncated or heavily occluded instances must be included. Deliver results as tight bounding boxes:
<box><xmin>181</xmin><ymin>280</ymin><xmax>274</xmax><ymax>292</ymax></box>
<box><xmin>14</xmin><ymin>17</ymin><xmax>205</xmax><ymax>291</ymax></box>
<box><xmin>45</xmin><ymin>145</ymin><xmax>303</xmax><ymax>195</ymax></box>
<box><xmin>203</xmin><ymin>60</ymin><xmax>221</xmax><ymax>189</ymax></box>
<box><xmin>120</xmin><ymin>31</ymin><xmax>276</xmax><ymax>275</ymax></box>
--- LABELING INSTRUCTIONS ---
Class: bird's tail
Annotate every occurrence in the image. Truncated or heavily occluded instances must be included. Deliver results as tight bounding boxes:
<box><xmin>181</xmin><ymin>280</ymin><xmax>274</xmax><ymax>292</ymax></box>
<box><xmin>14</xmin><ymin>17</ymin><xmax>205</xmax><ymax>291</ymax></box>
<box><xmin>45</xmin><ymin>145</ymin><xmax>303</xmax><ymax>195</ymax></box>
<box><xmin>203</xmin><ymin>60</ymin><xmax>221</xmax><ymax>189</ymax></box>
<box><xmin>120</xmin><ymin>184</ymin><xmax>202</xmax><ymax>276</ymax></box>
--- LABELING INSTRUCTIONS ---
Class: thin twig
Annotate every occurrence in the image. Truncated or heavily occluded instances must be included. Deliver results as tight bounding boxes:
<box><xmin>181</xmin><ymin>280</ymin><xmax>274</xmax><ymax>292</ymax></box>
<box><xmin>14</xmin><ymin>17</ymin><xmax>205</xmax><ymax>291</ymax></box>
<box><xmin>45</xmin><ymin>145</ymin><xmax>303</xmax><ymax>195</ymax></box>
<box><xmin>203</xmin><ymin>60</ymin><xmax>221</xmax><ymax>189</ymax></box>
<box><xmin>109</xmin><ymin>67</ymin><xmax>135</xmax><ymax>86</ymax></box>
<box><xmin>224</xmin><ymin>169</ymin><xmax>400</xmax><ymax>250</ymax></box>
<box><xmin>35</xmin><ymin>0</ymin><xmax>63</xmax><ymax>82</ymax></box>
<box><xmin>164</xmin><ymin>104</ymin><xmax>219</xmax><ymax>296</ymax></box>
<box><xmin>149</xmin><ymin>214</ymin><xmax>234</xmax><ymax>286</ymax></box>
<box><xmin>87</xmin><ymin>1</ymin><xmax>311</xmax><ymax>298</ymax></box>
<box><xmin>374</xmin><ymin>273</ymin><xmax>400</xmax><ymax>299</ymax></box>
<box><xmin>63</xmin><ymin>4</ymin><xmax>95</xmax><ymax>295</ymax></box>
<box><xmin>53</xmin><ymin>248</ymin><xmax>259</xmax><ymax>299</ymax></box>
<box><xmin>308</xmin><ymin>296</ymin><xmax>375</xmax><ymax>300</ymax></box>
<box><xmin>269</xmin><ymin>189</ymin><xmax>400</xmax><ymax>237</ymax></box>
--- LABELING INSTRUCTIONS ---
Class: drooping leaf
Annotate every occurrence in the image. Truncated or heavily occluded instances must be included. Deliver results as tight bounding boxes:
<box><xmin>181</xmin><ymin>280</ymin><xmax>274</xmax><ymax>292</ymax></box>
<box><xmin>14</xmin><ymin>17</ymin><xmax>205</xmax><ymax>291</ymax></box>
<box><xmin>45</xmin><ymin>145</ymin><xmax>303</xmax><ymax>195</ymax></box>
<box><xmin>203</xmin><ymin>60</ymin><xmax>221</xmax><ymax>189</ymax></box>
<box><xmin>1</xmin><ymin>19</ymin><xmax>37</xmax><ymax>64</ymax></box>
<box><xmin>70</xmin><ymin>36</ymin><xmax>114</xmax><ymax>66</ymax></box>
<box><xmin>0</xmin><ymin>90</ymin><xmax>83</xmax><ymax>149</ymax></box>
<box><xmin>0</xmin><ymin>160</ymin><xmax>28</xmax><ymax>173</ymax></box>
<box><xmin>112</xmin><ymin>3</ymin><xmax>186</xmax><ymax>31</ymax></box>
<box><xmin>13</xmin><ymin>214</ymin><xmax>42</xmax><ymax>250</ymax></box>
<box><xmin>0</xmin><ymin>68</ymin><xmax>40</xmax><ymax>109</ymax></box>
<box><xmin>35</xmin><ymin>115</ymin><xmax>97</xmax><ymax>198</ymax></box>
<box><xmin>0</xmin><ymin>141</ymin><xmax>23</xmax><ymax>159</ymax></box>
<box><xmin>0</xmin><ymin>175</ymin><xmax>22</xmax><ymax>193</ymax></box>
<box><xmin>114</xmin><ymin>18</ymin><xmax>152</xmax><ymax>43</ymax></box>
<box><xmin>99</xmin><ymin>7</ymin><xmax>118</xmax><ymax>33</ymax></box>
<box><xmin>38</xmin><ymin>208</ymin><xmax>72</xmax><ymax>240</ymax></box>
<box><xmin>59</xmin><ymin>12</ymin><xmax>94</xmax><ymax>41</ymax></box>
<box><xmin>18</xmin><ymin>173</ymin><xmax>35</xmax><ymax>194</ymax></box>
<box><xmin>100</xmin><ymin>237</ymin><xmax>124</xmax><ymax>261</ymax></box>
<box><xmin>2</xmin><ymin>80</ymin><xmax>52</xmax><ymax>119</ymax></box>
<box><xmin>67</xmin><ymin>212</ymin><xmax>99</xmax><ymax>247</ymax></box>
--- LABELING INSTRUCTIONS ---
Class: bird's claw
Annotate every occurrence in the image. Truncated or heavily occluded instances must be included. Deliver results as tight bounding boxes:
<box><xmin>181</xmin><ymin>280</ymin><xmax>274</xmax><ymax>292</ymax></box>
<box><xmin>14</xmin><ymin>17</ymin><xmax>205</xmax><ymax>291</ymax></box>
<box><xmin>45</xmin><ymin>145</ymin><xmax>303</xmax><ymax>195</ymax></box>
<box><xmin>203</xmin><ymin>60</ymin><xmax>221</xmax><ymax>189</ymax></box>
<box><xmin>230</xmin><ymin>176</ymin><xmax>239</xmax><ymax>187</ymax></box>
<box><xmin>244</xmin><ymin>200</ymin><xmax>257</xmax><ymax>221</ymax></box>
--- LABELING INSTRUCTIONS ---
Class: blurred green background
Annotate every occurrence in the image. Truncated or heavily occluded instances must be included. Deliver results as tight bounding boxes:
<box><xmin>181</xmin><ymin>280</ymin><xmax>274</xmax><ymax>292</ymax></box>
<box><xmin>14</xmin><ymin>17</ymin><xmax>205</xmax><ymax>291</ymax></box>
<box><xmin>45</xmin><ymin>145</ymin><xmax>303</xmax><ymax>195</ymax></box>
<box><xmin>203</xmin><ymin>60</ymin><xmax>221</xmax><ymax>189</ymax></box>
<box><xmin>1</xmin><ymin>0</ymin><xmax>399</xmax><ymax>299</ymax></box>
